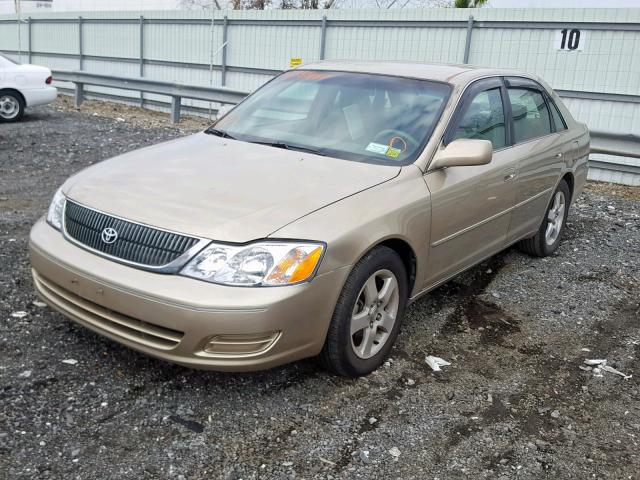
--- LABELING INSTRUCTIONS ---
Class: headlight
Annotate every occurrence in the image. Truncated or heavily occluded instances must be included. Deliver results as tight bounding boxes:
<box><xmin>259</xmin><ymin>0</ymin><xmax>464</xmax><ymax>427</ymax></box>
<box><xmin>181</xmin><ymin>241</ymin><xmax>325</xmax><ymax>286</ymax></box>
<box><xmin>46</xmin><ymin>187</ymin><xmax>66</xmax><ymax>230</ymax></box>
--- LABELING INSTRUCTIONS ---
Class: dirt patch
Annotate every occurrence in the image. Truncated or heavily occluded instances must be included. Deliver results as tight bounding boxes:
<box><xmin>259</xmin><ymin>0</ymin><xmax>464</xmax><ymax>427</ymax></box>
<box><xmin>585</xmin><ymin>180</ymin><xmax>640</xmax><ymax>200</ymax></box>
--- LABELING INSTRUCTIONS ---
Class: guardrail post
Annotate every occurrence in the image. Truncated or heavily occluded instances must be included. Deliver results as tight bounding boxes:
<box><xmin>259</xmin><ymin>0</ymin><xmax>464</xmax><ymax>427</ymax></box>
<box><xmin>74</xmin><ymin>83</ymin><xmax>84</xmax><ymax>108</ymax></box>
<box><xmin>170</xmin><ymin>96</ymin><xmax>181</xmax><ymax>123</ymax></box>
<box><xmin>319</xmin><ymin>15</ymin><xmax>327</xmax><ymax>60</ymax></box>
<box><xmin>463</xmin><ymin>15</ymin><xmax>474</xmax><ymax>64</ymax></box>
<box><xmin>221</xmin><ymin>16</ymin><xmax>228</xmax><ymax>87</ymax></box>
<box><xmin>78</xmin><ymin>16</ymin><xmax>84</xmax><ymax>70</ymax></box>
<box><xmin>139</xmin><ymin>15</ymin><xmax>144</xmax><ymax>108</ymax></box>
<box><xmin>27</xmin><ymin>17</ymin><xmax>32</xmax><ymax>64</ymax></box>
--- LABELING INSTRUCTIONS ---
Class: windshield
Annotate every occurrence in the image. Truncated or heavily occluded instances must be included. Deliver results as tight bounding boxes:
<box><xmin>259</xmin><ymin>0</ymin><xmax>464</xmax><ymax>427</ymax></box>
<box><xmin>211</xmin><ymin>70</ymin><xmax>451</xmax><ymax>165</ymax></box>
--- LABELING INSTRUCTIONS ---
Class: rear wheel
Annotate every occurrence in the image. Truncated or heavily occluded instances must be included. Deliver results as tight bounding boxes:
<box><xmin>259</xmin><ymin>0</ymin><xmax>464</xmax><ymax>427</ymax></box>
<box><xmin>0</xmin><ymin>90</ymin><xmax>25</xmax><ymax>123</ymax></box>
<box><xmin>518</xmin><ymin>179</ymin><xmax>570</xmax><ymax>257</ymax></box>
<box><xmin>320</xmin><ymin>246</ymin><xmax>408</xmax><ymax>377</ymax></box>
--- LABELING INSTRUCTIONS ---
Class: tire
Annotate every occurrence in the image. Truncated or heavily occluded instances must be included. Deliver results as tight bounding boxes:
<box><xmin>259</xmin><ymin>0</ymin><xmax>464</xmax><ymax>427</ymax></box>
<box><xmin>320</xmin><ymin>246</ymin><xmax>408</xmax><ymax>377</ymax></box>
<box><xmin>0</xmin><ymin>90</ymin><xmax>25</xmax><ymax>123</ymax></box>
<box><xmin>518</xmin><ymin>179</ymin><xmax>571</xmax><ymax>257</ymax></box>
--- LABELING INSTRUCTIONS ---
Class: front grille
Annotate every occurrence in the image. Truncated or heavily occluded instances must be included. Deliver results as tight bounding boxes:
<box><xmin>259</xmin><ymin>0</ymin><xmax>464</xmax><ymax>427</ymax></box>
<box><xmin>34</xmin><ymin>271</ymin><xmax>184</xmax><ymax>350</ymax></box>
<box><xmin>64</xmin><ymin>200</ymin><xmax>200</xmax><ymax>268</ymax></box>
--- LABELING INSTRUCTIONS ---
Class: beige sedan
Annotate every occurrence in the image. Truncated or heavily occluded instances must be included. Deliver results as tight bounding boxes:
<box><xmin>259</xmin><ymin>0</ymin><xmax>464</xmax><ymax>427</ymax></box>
<box><xmin>29</xmin><ymin>61</ymin><xmax>589</xmax><ymax>376</ymax></box>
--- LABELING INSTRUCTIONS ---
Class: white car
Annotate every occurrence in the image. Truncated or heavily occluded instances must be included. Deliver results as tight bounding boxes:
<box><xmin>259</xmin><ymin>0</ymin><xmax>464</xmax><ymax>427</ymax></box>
<box><xmin>0</xmin><ymin>53</ymin><xmax>57</xmax><ymax>122</ymax></box>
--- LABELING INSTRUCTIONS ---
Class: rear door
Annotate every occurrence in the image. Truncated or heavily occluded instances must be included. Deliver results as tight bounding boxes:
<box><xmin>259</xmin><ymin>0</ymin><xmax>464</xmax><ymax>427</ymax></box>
<box><xmin>503</xmin><ymin>77</ymin><xmax>573</xmax><ymax>243</ymax></box>
<box><xmin>422</xmin><ymin>77</ymin><xmax>517</xmax><ymax>287</ymax></box>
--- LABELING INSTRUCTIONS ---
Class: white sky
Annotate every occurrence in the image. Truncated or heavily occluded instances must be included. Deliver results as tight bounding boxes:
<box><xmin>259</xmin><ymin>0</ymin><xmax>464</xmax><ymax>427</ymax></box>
<box><xmin>489</xmin><ymin>0</ymin><xmax>640</xmax><ymax>7</ymax></box>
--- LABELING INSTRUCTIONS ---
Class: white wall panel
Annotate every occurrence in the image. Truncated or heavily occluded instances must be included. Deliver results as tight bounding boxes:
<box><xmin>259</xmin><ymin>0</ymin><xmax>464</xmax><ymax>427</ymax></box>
<box><xmin>0</xmin><ymin>7</ymin><xmax>638</xmax><ymax>184</ymax></box>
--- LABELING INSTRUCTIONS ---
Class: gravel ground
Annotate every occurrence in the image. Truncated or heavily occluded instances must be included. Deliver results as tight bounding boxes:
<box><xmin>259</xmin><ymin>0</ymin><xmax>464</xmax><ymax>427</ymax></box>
<box><xmin>1</xmin><ymin>102</ymin><xmax>640</xmax><ymax>480</ymax></box>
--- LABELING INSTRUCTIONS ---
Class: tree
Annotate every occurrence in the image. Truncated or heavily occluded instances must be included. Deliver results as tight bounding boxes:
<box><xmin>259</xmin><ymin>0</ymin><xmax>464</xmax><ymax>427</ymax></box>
<box><xmin>454</xmin><ymin>0</ymin><xmax>489</xmax><ymax>7</ymax></box>
<box><xmin>178</xmin><ymin>0</ymin><xmax>222</xmax><ymax>9</ymax></box>
<box><xmin>279</xmin><ymin>0</ymin><xmax>337</xmax><ymax>7</ymax></box>
<box><xmin>234</xmin><ymin>0</ymin><xmax>454</xmax><ymax>8</ymax></box>
<box><xmin>231</xmin><ymin>0</ymin><xmax>271</xmax><ymax>8</ymax></box>
<box><xmin>311</xmin><ymin>0</ymin><xmax>450</xmax><ymax>7</ymax></box>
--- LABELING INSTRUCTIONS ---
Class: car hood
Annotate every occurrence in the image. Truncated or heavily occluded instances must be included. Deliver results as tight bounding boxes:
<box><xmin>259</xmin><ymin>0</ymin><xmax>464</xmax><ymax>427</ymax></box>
<box><xmin>64</xmin><ymin>133</ymin><xmax>401</xmax><ymax>242</ymax></box>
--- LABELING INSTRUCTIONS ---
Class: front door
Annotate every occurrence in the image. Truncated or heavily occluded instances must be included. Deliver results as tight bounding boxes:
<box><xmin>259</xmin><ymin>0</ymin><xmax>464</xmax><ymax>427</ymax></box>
<box><xmin>422</xmin><ymin>78</ymin><xmax>517</xmax><ymax>288</ymax></box>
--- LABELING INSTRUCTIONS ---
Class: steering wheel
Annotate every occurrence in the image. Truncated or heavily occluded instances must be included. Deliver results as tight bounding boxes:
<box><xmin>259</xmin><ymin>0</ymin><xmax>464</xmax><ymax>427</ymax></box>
<box><xmin>372</xmin><ymin>129</ymin><xmax>419</xmax><ymax>153</ymax></box>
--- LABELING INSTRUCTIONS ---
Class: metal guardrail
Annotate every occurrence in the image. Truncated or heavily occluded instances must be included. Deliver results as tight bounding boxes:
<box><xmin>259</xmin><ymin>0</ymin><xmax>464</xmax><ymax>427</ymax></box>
<box><xmin>589</xmin><ymin>131</ymin><xmax>640</xmax><ymax>175</ymax></box>
<box><xmin>53</xmin><ymin>70</ymin><xmax>247</xmax><ymax>123</ymax></box>
<box><xmin>51</xmin><ymin>70</ymin><xmax>640</xmax><ymax>175</ymax></box>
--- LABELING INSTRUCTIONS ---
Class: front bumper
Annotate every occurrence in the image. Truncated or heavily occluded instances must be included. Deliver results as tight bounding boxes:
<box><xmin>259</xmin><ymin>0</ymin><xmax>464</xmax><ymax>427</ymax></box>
<box><xmin>29</xmin><ymin>219</ymin><xmax>349</xmax><ymax>371</ymax></box>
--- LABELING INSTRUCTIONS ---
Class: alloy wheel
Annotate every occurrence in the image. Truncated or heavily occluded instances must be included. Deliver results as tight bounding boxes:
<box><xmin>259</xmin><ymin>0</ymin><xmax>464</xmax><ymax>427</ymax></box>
<box><xmin>350</xmin><ymin>269</ymin><xmax>400</xmax><ymax>359</ymax></box>
<box><xmin>545</xmin><ymin>190</ymin><xmax>566</xmax><ymax>246</ymax></box>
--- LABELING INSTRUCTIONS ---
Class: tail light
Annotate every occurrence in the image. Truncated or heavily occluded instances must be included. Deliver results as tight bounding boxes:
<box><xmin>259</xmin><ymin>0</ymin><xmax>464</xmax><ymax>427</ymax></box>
<box><xmin>45</xmin><ymin>76</ymin><xmax>52</xmax><ymax>85</ymax></box>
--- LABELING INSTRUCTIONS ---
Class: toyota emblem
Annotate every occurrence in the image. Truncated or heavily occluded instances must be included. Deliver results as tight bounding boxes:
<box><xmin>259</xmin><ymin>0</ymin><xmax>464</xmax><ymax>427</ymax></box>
<box><xmin>101</xmin><ymin>227</ymin><xmax>118</xmax><ymax>244</ymax></box>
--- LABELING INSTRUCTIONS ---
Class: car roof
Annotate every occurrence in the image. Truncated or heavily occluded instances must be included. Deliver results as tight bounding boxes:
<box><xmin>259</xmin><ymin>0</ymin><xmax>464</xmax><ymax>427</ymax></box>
<box><xmin>300</xmin><ymin>60</ymin><xmax>537</xmax><ymax>86</ymax></box>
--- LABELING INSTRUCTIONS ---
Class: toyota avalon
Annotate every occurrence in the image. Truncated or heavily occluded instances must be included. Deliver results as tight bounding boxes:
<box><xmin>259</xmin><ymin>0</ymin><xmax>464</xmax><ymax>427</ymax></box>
<box><xmin>29</xmin><ymin>61</ymin><xmax>589</xmax><ymax>377</ymax></box>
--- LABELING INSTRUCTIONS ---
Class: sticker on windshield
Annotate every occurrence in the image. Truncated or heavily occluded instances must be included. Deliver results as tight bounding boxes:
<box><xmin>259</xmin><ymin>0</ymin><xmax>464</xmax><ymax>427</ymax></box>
<box><xmin>365</xmin><ymin>142</ymin><xmax>389</xmax><ymax>155</ymax></box>
<box><xmin>386</xmin><ymin>147</ymin><xmax>402</xmax><ymax>158</ymax></box>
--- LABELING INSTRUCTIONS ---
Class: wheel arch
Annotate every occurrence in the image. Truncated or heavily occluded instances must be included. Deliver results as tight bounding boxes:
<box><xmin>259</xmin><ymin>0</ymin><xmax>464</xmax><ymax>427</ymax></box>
<box><xmin>352</xmin><ymin>237</ymin><xmax>418</xmax><ymax>297</ymax></box>
<box><xmin>561</xmin><ymin>171</ymin><xmax>575</xmax><ymax>202</ymax></box>
<box><xmin>0</xmin><ymin>88</ymin><xmax>27</xmax><ymax>107</ymax></box>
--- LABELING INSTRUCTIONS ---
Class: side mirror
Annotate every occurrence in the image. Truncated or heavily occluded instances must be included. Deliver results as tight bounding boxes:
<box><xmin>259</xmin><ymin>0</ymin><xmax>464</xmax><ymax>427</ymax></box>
<box><xmin>429</xmin><ymin>139</ymin><xmax>493</xmax><ymax>171</ymax></box>
<box><xmin>216</xmin><ymin>104</ymin><xmax>234</xmax><ymax>119</ymax></box>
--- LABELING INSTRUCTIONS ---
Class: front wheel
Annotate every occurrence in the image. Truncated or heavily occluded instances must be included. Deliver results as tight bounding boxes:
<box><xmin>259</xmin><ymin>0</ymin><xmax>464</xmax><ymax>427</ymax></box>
<box><xmin>0</xmin><ymin>91</ymin><xmax>25</xmax><ymax>123</ymax></box>
<box><xmin>518</xmin><ymin>179</ymin><xmax>571</xmax><ymax>257</ymax></box>
<box><xmin>320</xmin><ymin>246</ymin><xmax>408</xmax><ymax>377</ymax></box>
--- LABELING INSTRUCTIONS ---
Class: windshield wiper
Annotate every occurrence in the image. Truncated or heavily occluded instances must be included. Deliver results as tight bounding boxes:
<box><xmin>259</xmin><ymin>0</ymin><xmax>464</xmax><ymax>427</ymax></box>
<box><xmin>249</xmin><ymin>140</ymin><xmax>327</xmax><ymax>157</ymax></box>
<box><xmin>204</xmin><ymin>127</ymin><xmax>236</xmax><ymax>140</ymax></box>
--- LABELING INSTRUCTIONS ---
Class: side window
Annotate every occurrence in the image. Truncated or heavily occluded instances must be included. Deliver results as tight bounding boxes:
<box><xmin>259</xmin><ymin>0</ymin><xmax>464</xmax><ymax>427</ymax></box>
<box><xmin>548</xmin><ymin>98</ymin><xmax>567</xmax><ymax>132</ymax></box>
<box><xmin>508</xmin><ymin>88</ymin><xmax>552</xmax><ymax>143</ymax></box>
<box><xmin>452</xmin><ymin>88</ymin><xmax>506</xmax><ymax>149</ymax></box>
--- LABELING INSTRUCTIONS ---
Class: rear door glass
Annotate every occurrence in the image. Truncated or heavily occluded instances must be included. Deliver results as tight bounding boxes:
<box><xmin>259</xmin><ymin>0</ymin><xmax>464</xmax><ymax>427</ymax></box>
<box><xmin>508</xmin><ymin>88</ymin><xmax>553</xmax><ymax>143</ymax></box>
